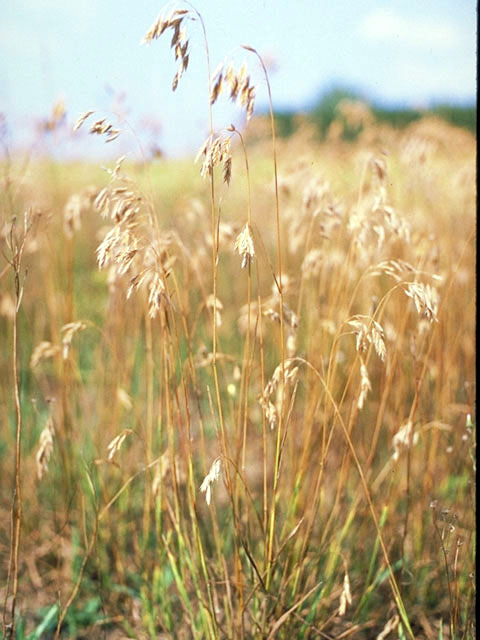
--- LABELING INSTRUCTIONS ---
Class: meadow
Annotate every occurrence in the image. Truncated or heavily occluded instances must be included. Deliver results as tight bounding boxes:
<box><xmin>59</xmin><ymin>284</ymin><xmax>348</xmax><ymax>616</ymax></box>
<box><xmin>0</xmin><ymin>6</ymin><xmax>476</xmax><ymax>639</ymax></box>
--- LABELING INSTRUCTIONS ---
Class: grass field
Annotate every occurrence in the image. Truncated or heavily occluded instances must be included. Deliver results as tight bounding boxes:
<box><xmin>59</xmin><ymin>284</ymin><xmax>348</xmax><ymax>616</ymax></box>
<box><xmin>0</xmin><ymin>7</ymin><xmax>476</xmax><ymax>639</ymax></box>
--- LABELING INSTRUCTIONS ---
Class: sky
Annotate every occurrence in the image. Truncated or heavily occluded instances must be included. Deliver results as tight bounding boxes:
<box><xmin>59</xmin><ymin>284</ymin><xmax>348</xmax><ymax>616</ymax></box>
<box><xmin>0</xmin><ymin>0</ymin><xmax>477</xmax><ymax>159</ymax></box>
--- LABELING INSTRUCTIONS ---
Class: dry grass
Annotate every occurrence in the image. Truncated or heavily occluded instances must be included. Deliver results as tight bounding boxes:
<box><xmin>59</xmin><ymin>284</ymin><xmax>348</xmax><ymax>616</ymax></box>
<box><xmin>0</xmin><ymin>5</ymin><xmax>476</xmax><ymax>639</ymax></box>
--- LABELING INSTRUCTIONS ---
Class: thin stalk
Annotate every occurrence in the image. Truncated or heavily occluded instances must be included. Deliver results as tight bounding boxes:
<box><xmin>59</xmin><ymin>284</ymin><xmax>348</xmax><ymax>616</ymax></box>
<box><xmin>2</xmin><ymin>216</ymin><xmax>28</xmax><ymax>640</ymax></box>
<box><xmin>5</xmin><ymin>281</ymin><xmax>22</xmax><ymax>640</ymax></box>
<box><xmin>401</xmin><ymin>225</ymin><xmax>475</xmax><ymax>567</ymax></box>
<box><xmin>189</xmin><ymin>4</ymin><xmax>233</xmax><ymax>496</ymax></box>
<box><xmin>54</xmin><ymin>497</ymin><xmax>98</xmax><ymax>640</ymax></box>
<box><xmin>142</xmin><ymin>310</ymin><xmax>154</xmax><ymax>548</ymax></box>
<box><xmin>292</xmin><ymin>356</ymin><xmax>415</xmax><ymax>639</ymax></box>
<box><xmin>230</xmin><ymin>126</ymin><xmax>253</xmax><ymax>476</ymax></box>
<box><xmin>242</xmin><ymin>44</ymin><xmax>285</xmax><ymax>595</ymax></box>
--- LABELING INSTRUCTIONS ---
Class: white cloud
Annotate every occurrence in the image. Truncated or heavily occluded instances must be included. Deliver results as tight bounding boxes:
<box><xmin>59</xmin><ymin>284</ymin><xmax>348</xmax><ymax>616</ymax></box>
<box><xmin>359</xmin><ymin>8</ymin><xmax>462</xmax><ymax>50</ymax></box>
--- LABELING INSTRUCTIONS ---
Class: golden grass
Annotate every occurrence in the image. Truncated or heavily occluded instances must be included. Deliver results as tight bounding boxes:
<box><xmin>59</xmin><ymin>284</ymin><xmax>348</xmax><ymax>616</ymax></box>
<box><xmin>0</xmin><ymin>5</ymin><xmax>476</xmax><ymax>639</ymax></box>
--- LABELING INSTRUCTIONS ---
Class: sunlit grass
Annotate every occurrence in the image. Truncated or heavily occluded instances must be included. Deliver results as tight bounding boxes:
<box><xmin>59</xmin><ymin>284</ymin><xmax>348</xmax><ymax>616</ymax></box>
<box><xmin>0</xmin><ymin>6</ymin><xmax>476</xmax><ymax>639</ymax></box>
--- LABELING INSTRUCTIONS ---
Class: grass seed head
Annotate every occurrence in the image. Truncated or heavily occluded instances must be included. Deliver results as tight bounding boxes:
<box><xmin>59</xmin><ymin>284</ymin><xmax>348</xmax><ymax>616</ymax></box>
<box><xmin>234</xmin><ymin>223</ymin><xmax>255</xmax><ymax>269</ymax></box>
<box><xmin>338</xmin><ymin>568</ymin><xmax>352</xmax><ymax>616</ymax></box>
<box><xmin>107</xmin><ymin>429</ymin><xmax>133</xmax><ymax>462</ymax></box>
<box><xmin>36</xmin><ymin>416</ymin><xmax>55</xmax><ymax>480</ymax></box>
<box><xmin>30</xmin><ymin>341</ymin><xmax>60</xmax><ymax>369</ymax></box>
<box><xmin>357</xmin><ymin>358</ymin><xmax>372</xmax><ymax>410</ymax></box>
<box><xmin>61</xmin><ymin>321</ymin><xmax>87</xmax><ymax>360</ymax></box>
<box><xmin>392</xmin><ymin>420</ymin><xmax>418</xmax><ymax>461</ymax></box>
<box><xmin>404</xmin><ymin>281</ymin><xmax>439</xmax><ymax>323</ymax></box>
<box><xmin>200</xmin><ymin>457</ymin><xmax>222</xmax><ymax>505</ymax></box>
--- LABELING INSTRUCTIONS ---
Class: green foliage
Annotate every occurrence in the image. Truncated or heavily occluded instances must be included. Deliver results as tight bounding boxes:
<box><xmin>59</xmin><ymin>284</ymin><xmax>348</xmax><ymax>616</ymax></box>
<box><xmin>274</xmin><ymin>111</ymin><xmax>297</xmax><ymax>138</ymax></box>
<box><xmin>431</xmin><ymin>103</ymin><xmax>477</xmax><ymax>133</ymax></box>
<box><xmin>310</xmin><ymin>87</ymin><xmax>362</xmax><ymax>137</ymax></box>
<box><xmin>15</xmin><ymin>599</ymin><xmax>105</xmax><ymax>640</ymax></box>
<box><xmin>371</xmin><ymin>105</ymin><xmax>423</xmax><ymax>129</ymax></box>
<box><xmin>273</xmin><ymin>86</ymin><xmax>476</xmax><ymax>139</ymax></box>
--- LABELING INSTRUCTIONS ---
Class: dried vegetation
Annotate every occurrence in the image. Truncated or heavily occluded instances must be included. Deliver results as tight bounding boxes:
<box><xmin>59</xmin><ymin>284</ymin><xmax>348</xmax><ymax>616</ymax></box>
<box><xmin>0</xmin><ymin>4</ymin><xmax>476</xmax><ymax>639</ymax></box>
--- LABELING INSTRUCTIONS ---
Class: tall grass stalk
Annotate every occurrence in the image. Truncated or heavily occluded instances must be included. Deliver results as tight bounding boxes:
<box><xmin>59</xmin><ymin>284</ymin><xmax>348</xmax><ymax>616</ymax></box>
<box><xmin>2</xmin><ymin>213</ymin><xmax>31</xmax><ymax>640</ymax></box>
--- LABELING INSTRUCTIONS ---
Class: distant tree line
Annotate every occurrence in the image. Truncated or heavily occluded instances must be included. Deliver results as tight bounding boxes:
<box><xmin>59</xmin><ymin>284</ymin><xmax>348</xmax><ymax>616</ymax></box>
<box><xmin>273</xmin><ymin>87</ymin><xmax>476</xmax><ymax>140</ymax></box>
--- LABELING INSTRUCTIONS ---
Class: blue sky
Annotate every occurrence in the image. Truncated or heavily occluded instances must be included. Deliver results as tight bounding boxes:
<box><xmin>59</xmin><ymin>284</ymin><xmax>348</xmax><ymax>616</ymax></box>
<box><xmin>0</xmin><ymin>1</ymin><xmax>477</xmax><ymax>158</ymax></box>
